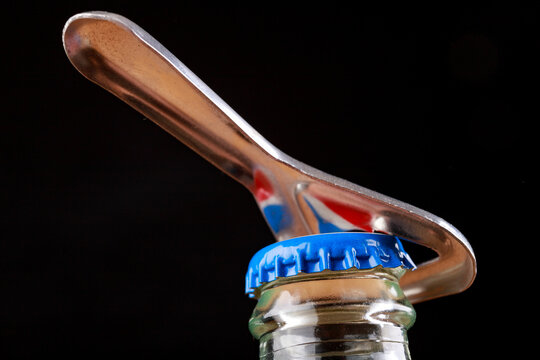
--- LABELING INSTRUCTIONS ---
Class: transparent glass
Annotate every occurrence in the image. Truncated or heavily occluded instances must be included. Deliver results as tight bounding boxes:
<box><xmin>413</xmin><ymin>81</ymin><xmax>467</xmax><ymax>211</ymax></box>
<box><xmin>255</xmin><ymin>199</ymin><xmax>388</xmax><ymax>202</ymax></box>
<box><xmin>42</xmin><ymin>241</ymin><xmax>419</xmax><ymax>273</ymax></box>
<box><xmin>249</xmin><ymin>267</ymin><xmax>415</xmax><ymax>359</ymax></box>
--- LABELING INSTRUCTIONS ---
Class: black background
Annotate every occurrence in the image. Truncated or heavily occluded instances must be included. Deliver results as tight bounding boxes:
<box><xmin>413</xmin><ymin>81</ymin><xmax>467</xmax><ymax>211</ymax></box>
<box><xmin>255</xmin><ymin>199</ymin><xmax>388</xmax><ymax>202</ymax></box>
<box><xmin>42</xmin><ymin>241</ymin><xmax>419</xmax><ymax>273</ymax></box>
<box><xmin>2</xmin><ymin>1</ymin><xmax>536</xmax><ymax>359</ymax></box>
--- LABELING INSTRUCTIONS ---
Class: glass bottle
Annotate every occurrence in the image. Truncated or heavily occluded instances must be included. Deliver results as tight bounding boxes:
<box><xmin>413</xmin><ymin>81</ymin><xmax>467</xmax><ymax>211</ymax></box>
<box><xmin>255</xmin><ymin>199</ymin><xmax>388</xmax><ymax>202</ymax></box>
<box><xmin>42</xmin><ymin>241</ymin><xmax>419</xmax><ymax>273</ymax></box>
<box><xmin>245</xmin><ymin>232</ymin><xmax>416</xmax><ymax>359</ymax></box>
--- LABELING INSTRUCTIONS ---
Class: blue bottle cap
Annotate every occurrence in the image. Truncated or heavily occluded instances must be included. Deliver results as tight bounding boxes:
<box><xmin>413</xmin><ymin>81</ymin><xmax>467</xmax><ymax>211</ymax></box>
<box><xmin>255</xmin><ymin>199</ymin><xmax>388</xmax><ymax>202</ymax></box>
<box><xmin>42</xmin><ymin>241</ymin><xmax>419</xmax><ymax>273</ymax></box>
<box><xmin>245</xmin><ymin>232</ymin><xmax>415</xmax><ymax>297</ymax></box>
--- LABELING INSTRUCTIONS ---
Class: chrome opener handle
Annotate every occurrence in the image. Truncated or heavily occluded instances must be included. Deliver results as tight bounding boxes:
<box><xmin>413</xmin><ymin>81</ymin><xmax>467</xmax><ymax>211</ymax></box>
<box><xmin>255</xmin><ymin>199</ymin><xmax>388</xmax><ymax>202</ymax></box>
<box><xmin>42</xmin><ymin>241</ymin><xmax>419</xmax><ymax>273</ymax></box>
<box><xmin>62</xmin><ymin>11</ymin><xmax>476</xmax><ymax>303</ymax></box>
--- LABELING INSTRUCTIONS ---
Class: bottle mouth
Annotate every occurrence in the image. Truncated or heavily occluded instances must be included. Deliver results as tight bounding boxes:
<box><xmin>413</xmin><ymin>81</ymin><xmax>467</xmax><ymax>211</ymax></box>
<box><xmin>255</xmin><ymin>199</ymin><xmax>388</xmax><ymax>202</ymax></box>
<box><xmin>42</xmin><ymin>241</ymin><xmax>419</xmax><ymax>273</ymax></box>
<box><xmin>248</xmin><ymin>272</ymin><xmax>416</xmax><ymax>339</ymax></box>
<box><xmin>252</xmin><ymin>265</ymin><xmax>408</xmax><ymax>299</ymax></box>
<box><xmin>248</xmin><ymin>233</ymin><xmax>417</xmax><ymax>359</ymax></box>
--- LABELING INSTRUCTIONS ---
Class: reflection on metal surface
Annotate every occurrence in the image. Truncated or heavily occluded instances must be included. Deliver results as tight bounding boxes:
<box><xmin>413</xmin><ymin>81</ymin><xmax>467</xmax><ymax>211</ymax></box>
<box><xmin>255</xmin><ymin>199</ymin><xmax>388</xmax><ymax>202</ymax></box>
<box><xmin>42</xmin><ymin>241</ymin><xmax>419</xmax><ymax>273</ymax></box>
<box><xmin>62</xmin><ymin>11</ymin><xmax>476</xmax><ymax>303</ymax></box>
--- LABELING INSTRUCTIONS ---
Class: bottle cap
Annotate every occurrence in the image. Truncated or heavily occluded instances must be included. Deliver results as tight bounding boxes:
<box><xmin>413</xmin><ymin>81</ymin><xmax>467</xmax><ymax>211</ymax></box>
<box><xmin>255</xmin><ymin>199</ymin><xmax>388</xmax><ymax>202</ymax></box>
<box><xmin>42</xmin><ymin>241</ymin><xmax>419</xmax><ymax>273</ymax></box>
<box><xmin>245</xmin><ymin>232</ymin><xmax>415</xmax><ymax>297</ymax></box>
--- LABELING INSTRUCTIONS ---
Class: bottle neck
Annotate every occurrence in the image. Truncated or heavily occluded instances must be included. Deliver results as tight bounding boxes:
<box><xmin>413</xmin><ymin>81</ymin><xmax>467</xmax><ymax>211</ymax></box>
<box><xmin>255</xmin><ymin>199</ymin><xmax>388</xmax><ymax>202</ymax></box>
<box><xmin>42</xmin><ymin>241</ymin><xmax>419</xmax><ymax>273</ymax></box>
<box><xmin>249</xmin><ymin>267</ymin><xmax>415</xmax><ymax>359</ymax></box>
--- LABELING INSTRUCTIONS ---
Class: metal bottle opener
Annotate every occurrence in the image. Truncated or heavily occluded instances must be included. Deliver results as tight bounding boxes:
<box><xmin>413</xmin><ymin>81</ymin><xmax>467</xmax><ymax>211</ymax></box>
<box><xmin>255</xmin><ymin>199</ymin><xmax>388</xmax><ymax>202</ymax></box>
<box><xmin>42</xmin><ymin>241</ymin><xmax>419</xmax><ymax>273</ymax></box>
<box><xmin>62</xmin><ymin>11</ymin><xmax>476</xmax><ymax>303</ymax></box>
